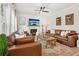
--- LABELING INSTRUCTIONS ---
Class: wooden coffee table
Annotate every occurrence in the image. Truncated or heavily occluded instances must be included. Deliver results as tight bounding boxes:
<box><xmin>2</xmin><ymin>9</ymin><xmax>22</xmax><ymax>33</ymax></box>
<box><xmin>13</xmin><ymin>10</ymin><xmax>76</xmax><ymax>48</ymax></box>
<box><xmin>37</xmin><ymin>35</ymin><xmax>57</xmax><ymax>48</ymax></box>
<box><xmin>45</xmin><ymin>37</ymin><xmax>57</xmax><ymax>48</ymax></box>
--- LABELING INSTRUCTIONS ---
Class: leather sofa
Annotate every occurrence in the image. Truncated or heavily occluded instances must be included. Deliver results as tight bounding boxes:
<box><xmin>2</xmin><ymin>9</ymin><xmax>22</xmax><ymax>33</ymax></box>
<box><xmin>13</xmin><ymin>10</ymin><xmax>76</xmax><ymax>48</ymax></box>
<box><xmin>45</xmin><ymin>29</ymin><xmax>78</xmax><ymax>47</ymax></box>
<box><xmin>7</xmin><ymin>32</ymin><xmax>35</xmax><ymax>46</ymax></box>
<box><xmin>15</xmin><ymin>36</ymin><xmax>35</xmax><ymax>45</ymax></box>
<box><xmin>54</xmin><ymin>29</ymin><xmax>78</xmax><ymax>47</ymax></box>
<box><xmin>7</xmin><ymin>32</ymin><xmax>42</xmax><ymax>56</ymax></box>
<box><xmin>8</xmin><ymin>42</ymin><xmax>42</xmax><ymax>56</ymax></box>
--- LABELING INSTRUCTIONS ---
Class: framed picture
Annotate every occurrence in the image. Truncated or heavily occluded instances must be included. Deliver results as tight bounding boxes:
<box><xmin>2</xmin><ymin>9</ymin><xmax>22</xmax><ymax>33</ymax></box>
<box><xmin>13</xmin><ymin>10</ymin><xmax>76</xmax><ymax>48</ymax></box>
<box><xmin>65</xmin><ymin>13</ymin><xmax>74</xmax><ymax>25</ymax></box>
<box><xmin>56</xmin><ymin>17</ymin><xmax>61</xmax><ymax>25</ymax></box>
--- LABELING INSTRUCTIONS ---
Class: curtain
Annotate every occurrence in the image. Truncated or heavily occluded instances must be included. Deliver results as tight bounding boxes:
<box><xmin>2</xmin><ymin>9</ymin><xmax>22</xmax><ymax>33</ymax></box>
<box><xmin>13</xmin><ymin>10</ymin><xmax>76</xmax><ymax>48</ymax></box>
<box><xmin>0</xmin><ymin>3</ymin><xmax>17</xmax><ymax>36</ymax></box>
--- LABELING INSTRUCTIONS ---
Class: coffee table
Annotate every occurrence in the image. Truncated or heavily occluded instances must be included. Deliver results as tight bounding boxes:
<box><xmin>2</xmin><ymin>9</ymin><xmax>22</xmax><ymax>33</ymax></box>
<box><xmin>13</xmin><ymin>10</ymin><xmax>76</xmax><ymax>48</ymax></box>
<box><xmin>37</xmin><ymin>35</ymin><xmax>57</xmax><ymax>48</ymax></box>
<box><xmin>45</xmin><ymin>37</ymin><xmax>57</xmax><ymax>48</ymax></box>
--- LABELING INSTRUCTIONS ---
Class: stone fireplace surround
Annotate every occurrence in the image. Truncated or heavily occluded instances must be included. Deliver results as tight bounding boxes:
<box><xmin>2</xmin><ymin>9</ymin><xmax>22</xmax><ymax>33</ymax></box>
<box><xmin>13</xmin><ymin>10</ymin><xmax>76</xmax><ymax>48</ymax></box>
<box><xmin>28</xmin><ymin>26</ymin><xmax>40</xmax><ymax>36</ymax></box>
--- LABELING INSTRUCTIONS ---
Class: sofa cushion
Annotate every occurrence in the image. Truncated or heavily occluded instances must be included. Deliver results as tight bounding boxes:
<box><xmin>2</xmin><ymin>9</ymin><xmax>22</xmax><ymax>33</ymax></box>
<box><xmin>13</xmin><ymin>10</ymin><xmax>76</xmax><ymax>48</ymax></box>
<box><xmin>15</xmin><ymin>34</ymin><xmax>25</xmax><ymax>39</ymax></box>
<box><xmin>7</xmin><ymin>35</ymin><xmax>15</xmax><ymax>46</ymax></box>
<box><xmin>15</xmin><ymin>36</ymin><xmax>35</xmax><ymax>45</ymax></box>
<box><xmin>70</xmin><ymin>31</ymin><xmax>77</xmax><ymax>35</ymax></box>
<box><xmin>51</xmin><ymin>30</ymin><xmax>55</xmax><ymax>34</ymax></box>
<box><xmin>61</xmin><ymin>31</ymin><xmax>65</xmax><ymax>36</ymax></box>
<box><xmin>55</xmin><ymin>30</ymin><xmax>61</xmax><ymax>35</ymax></box>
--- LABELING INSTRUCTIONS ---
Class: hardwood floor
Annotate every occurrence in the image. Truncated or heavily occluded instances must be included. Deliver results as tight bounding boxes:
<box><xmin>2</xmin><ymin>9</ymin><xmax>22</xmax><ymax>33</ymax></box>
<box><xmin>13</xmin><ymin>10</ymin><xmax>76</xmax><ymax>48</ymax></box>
<box><xmin>42</xmin><ymin>42</ymin><xmax>79</xmax><ymax>56</ymax></box>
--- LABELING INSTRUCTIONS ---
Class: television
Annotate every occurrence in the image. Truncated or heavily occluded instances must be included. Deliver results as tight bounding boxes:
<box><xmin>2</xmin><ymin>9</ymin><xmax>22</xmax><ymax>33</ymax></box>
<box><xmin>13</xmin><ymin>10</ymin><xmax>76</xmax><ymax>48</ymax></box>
<box><xmin>28</xmin><ymin>18</ymin><xmax>40</xmax><ymax>26</ymax></box>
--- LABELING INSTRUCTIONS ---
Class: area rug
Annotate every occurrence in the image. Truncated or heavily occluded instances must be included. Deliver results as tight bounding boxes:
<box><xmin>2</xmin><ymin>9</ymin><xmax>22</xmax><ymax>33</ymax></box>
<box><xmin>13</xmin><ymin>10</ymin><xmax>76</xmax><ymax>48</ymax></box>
<box><xmin>42</xmin><ymin>42</ymin><xmax>79</xmax><ymax>56</ymax></box>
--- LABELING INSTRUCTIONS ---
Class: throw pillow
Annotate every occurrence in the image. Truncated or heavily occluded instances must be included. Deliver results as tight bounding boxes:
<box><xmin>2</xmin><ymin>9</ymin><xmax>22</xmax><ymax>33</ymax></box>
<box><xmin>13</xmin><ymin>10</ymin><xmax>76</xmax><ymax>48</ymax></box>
<box><xmin>15</xmin><ymin>34</ymin><xmax>25</xmax><ymax>39</ymax></box>
<box><xmin>51</xmin><ymin>30</ymin><xmax>55</xmax><ymax>34</ymax></box>
<box><xmin>61</xmin><ymin>31</ymin><xmax>65</xmax><ymax>37</ymax></box>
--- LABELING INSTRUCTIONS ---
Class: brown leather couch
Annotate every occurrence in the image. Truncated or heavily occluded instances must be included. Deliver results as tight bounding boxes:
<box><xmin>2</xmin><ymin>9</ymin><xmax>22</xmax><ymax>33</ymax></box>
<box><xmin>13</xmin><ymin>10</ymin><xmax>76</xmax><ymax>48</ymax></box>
<box><xmin>15</xmin><ymin>36</ymin><xmax>35</xmax><ymax>45</ymax></box>
<box><xmin>7</xmin><ymin>32</ymin><xmax>35</xmax><ymax>46</ymax></box>
<box><xmin>54</xmin><ymin>29</ymin><xmax>78</xmax><ymax>47</ymax></box>
<box><xmin>8</xmin><ymin>42</ymin><xmax>42</xmax><ymax>56</ymax></box>
<box><xmin>7</xmin><ymin>32</ymin><xmax>42</xmax><ymax>56</ymax></box>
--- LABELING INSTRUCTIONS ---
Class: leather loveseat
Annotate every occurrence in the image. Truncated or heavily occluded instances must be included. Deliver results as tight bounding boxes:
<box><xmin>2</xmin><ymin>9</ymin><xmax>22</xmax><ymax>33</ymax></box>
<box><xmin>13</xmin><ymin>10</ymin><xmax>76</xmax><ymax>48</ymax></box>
<box><xmin>7</xmin><ymin>32</ymin><xmax>42</xmax><ymax>56</ymax></box>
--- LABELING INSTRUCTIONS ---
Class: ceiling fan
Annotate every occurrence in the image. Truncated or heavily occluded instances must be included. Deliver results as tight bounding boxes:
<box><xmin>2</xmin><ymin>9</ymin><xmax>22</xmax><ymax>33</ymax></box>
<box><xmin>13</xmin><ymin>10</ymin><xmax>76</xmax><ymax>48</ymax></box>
<box><xmin>35</xmin><ymin>6</ymin><xmax>49</xmax><ymax>13</ymax></box>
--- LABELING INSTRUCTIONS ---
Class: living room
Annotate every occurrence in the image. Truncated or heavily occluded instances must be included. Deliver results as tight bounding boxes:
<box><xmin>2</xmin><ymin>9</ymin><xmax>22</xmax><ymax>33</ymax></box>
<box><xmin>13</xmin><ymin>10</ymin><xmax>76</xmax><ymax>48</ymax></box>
<box><xmin>0</xmin><ymin>3</ymin><xmax>79</xmax><ymax>56</ymax></box>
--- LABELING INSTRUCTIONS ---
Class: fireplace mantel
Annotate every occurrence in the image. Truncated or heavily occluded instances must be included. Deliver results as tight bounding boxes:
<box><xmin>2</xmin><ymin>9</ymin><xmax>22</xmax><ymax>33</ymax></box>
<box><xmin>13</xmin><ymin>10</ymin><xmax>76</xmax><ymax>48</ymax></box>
<box><xmin>28</xmin><ymin>26</ymin><xmax>40</xmax><ymax>29</ymax></box>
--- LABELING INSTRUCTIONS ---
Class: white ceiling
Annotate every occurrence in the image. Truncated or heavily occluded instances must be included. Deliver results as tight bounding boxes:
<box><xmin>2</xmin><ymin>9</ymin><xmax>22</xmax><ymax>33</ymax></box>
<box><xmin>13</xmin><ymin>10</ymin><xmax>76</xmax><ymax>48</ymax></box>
<box><xmin>15</xmin><ymin>3</ymin><xmax>77</xmax><ymax>15</ymax></box>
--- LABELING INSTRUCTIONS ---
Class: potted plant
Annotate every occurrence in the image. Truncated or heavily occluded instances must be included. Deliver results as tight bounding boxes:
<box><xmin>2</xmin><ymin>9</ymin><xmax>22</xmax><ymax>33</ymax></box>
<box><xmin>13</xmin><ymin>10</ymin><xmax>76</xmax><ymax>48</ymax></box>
<box><xmin>0</xmin><ymin>34</ymin><xmax>8</xmax><ymax>56</ymax></box>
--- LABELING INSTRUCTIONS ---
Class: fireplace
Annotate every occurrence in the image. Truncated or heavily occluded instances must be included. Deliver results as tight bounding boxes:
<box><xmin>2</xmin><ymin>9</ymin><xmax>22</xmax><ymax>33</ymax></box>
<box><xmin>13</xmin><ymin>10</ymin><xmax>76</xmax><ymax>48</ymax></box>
<box><xmin>30</xmin><ymin>29</ymin><xmax>37</xmax><ymax>36</ymax></box>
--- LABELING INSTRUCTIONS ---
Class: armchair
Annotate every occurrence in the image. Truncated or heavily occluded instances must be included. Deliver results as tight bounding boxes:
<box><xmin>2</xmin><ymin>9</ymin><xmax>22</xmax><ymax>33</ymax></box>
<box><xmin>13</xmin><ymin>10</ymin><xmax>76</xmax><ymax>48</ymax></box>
<box><xmin>8</xmin><ymin>42</ymin><xmax>42</xmax><ymax>56</ymax></box>
<box><xmin>7</xmin><ymin>32</ymin><xmax>42</xmax><ymax>56</ymax></box>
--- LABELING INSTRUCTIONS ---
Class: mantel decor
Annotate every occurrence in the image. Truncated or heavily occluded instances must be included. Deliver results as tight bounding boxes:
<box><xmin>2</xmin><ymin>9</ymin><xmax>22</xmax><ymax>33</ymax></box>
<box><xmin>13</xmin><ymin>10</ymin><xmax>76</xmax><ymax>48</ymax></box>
<box><xmin>56</xmin><ymin>17</ymin><xmax>61</xmax><ymax>26</ymax></box>
<box><xmin>65</xmin><ymin>13</ymin><xmax>74</xmax><ymax>25</ymax></box>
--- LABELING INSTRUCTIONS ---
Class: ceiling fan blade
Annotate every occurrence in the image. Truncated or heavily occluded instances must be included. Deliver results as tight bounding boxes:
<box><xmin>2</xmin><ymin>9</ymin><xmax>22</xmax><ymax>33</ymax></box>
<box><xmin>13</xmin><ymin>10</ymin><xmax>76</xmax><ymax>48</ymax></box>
<box><xmin>42</xmin><ymin>10</ymin><xmax>49</xmax><ymax>13</ymax></box>
<box><xmin>42</xmin><ymin>7</ymin><xmax>45</xmax><ymax>9</ymax></box>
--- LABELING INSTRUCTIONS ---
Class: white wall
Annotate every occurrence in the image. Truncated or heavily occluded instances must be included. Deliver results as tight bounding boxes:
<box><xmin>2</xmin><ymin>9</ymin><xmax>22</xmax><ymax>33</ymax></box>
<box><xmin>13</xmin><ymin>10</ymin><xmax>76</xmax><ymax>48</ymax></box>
<box><xmin>17</xmin><ymin>12</ymin><xmax>52</xmax><ymax>34</ymax></box>
<box><xmin>18</xmin><ymin>4</ymin><xmax>79</xmax><ymax>33</ymax></box>
<box><xmin>50</xmin><ymin>4</ymin><xmax>79</xmax><ymax>33</ymax></box>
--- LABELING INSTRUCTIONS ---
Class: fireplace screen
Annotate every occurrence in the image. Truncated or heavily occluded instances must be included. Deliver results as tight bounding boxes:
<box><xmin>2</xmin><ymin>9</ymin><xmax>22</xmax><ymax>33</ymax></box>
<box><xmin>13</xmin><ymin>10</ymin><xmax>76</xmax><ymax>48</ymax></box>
<box><xmin>30</xmin><ymin>29</ymin><xmax>37</xmax><ymax>36</ymax></box>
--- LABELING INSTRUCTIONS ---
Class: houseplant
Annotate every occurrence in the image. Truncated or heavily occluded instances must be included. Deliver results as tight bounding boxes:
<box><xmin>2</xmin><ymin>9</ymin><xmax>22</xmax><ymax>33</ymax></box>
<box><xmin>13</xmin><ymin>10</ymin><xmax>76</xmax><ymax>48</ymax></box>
<box><xmin>0</xmin><ymin>34</ymin><xmax>8</xmax><ymax>56</ymax></box>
